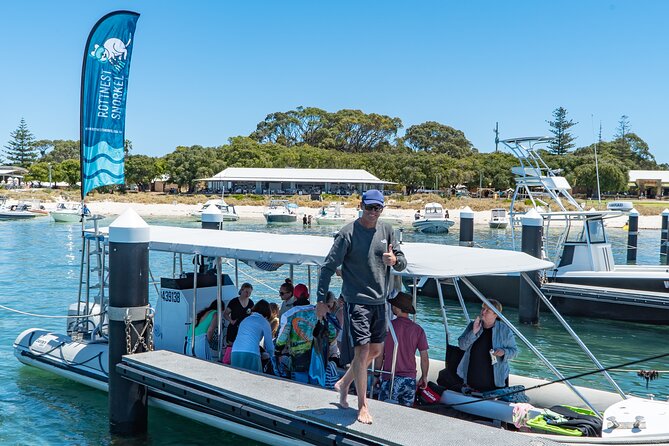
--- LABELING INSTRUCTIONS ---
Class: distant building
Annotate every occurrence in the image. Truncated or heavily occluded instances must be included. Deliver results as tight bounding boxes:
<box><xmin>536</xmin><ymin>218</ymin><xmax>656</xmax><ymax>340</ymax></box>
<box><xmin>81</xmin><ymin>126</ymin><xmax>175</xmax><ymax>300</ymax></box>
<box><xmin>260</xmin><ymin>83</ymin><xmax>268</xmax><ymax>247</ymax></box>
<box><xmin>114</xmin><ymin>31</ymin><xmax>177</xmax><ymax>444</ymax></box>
<box><xmin>197</xmin><ymin>167</ymin><xmax>394</xmax><ymax>195</ymax></box>
<box><xmin>0</xmin><ymin>166</ymin><xmax>28</xmax><ymax>186</ymax></box>
<box><xmin>628</xmin><ymin>170</ymin><xmax>669</xmax><ymax>198</ymax></box>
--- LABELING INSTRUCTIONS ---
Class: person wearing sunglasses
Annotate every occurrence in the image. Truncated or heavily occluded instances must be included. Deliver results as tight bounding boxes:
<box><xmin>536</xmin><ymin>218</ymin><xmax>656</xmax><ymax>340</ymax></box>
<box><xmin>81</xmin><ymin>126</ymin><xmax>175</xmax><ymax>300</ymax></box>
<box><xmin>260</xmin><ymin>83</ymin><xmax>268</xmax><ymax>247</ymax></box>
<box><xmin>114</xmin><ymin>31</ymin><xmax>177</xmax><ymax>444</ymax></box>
<box><xmin>316</xmin><ymin>189</ymin><xmax>406</xmax><ymax>425</ymax></box>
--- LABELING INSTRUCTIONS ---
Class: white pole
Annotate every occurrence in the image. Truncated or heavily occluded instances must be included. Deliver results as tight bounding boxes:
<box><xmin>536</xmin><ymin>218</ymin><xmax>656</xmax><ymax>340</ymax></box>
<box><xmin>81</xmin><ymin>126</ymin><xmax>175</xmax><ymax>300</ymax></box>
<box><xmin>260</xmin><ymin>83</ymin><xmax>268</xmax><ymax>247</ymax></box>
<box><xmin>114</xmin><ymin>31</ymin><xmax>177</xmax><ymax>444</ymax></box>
<box><xmin>591</xmin><ymin>114</ymin><xmax>602</xmax><ymax>204</ymax></box>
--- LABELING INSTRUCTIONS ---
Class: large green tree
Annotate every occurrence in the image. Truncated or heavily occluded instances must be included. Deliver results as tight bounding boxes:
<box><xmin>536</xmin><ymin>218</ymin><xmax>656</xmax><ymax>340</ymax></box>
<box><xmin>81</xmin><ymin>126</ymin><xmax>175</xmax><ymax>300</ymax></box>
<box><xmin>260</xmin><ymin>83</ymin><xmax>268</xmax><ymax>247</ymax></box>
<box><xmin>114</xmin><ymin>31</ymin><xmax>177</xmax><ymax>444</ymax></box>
<box><xmin>4</xmin><ymin>118</ymin><xmax>38</xmax><ymax>167</ymax></box>
<box><xmin>164</xmin><ymin>145</ymin><xmax>225</xmax><ymax>192</ymax></box>
<box><xmin>547</xmin><ymin>107</ymin><xmax>577</xmax><ymax>156</ymax></box>
<box><xmin>125</xmin><ymin>154</ymin><xmax>162</xmax><ymax>191</ymax></box>
<box><xmin>402</xmin><ymin>121</ymin><xmax>474</xmax><ymax>158</ymax></box>
<box><xmin>41</xmin><ymin>140</ymin><xmax>79</xmax><ymax>163</ymax></box>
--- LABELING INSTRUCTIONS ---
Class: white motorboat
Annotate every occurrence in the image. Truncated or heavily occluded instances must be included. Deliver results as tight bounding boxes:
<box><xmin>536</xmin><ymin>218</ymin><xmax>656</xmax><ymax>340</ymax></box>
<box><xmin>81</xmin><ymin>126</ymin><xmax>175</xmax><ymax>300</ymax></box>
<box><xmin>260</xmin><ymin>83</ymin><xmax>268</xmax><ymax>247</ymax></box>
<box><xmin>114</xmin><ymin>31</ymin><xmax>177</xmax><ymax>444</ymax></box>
<box><xmin>190</xmin><ymin>199</ymin><xmax>239</xmax><ymax>222</ymax></box>
<box><xmin>13</xmin><ymin>219</ymin><xmax>669</xmax><ymax>444</ymax></box>
<box><xmin>411</xmin><ymin>202</ymin><xmax>455</xmax><ymax>234</ymax></box>
<box><xmin>0</xmin><ymin>202</ymin><xmax>38</xmax><ymax>220</ymax></box>
<box><xmin>263</xmin><ymin>199</ymin><xmax>298</xmax><ymax>224</ymax></box>
<box><xmin>489</xmin><ymin>207</ymin><xmax>509</xmax><ymax>229</ymax></box>
<box><xmin>315</xmin><ymin>202</ymin><xmax>347</xmax><ymax>225</ymax></box>
<box><xmin>414</xmin><ymin>137</ymin><xmax>669</xmax><ymax>324</ymax></box>
<box><xmin>50</xmin><ymin>202</ymin><xmax>83</xmax><ymax>222</ymax></box>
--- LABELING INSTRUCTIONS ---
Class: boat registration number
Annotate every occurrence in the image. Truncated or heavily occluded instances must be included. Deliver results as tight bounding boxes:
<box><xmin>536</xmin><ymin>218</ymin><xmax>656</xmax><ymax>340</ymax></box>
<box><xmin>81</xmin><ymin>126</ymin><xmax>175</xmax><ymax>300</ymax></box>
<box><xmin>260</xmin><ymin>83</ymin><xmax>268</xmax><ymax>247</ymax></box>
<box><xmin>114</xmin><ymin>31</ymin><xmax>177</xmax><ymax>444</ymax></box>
<box><xmin>161</xmin><ymin>290</ymin><xmax>181</xmax><ymax>303</ymax></box>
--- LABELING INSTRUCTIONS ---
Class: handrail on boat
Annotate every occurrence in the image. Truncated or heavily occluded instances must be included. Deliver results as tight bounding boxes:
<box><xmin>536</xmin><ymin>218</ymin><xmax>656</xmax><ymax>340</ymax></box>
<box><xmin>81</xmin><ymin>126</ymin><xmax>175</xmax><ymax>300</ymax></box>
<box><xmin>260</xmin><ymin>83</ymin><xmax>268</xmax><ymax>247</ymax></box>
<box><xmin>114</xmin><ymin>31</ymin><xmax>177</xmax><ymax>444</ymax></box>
<box><xmin>519</xmin><ymin>272</ymin><xmax>628</xmax><ymax>399</ymax></box>
<box><xmin>458</xmin><ymin>276</ymin><xmax>603</xmax><ymax>418</ymax></box>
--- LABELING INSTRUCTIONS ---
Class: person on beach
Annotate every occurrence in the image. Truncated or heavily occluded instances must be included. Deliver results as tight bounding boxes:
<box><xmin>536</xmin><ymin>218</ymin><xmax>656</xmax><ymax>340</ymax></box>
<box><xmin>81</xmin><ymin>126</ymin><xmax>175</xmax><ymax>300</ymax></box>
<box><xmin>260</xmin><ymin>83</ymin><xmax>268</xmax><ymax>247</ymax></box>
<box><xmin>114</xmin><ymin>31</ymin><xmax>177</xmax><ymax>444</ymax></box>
<box><xmin>374</xmin><ymin>292</ymin><xmax>429</xmax><ymax>407</ymax></box>
<box><xmin>230</xmin><ymin>299</ymin><xmax>275</xmax><ymax>373</ymax></box>
<box><xmin>223</xmin><ymin>282</ymin><xmax>254</xmax><ymax>346</ymax></box>
<box><xmin>316</xmin><ymin>189</ymin><xmax>407</xmax><ymax>424</ymax></box>
<box><xmin>457</xmin><ymin>299</ymin><xmax>518</xmax><ymax>393</ymax></box>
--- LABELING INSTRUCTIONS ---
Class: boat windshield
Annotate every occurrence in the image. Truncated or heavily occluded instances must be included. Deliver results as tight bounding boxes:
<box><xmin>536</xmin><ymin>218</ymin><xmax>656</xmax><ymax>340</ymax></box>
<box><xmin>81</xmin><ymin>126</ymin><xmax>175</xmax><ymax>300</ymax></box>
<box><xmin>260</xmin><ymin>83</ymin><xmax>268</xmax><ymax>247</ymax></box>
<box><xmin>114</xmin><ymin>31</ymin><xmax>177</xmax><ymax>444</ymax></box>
<box><xmin>565</xmin><ymin>220</ymin><xmax>587</xmax><ymax>243</ymax></box>
<box><xmin>587</xmin><ymin>218</ymin><xmax>606</xmax><ymax>244</ymax></box>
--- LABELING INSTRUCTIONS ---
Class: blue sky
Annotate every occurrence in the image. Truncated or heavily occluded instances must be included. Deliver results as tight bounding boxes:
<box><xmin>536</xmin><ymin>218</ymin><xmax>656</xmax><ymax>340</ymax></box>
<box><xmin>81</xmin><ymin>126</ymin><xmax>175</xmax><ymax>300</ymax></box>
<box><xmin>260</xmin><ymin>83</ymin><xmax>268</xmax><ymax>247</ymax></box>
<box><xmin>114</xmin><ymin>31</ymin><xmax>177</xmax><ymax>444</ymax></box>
<box><xmin>2</xmin><ymin>1</ymin><xmax>668</xmax><ymax>162</ymax></box>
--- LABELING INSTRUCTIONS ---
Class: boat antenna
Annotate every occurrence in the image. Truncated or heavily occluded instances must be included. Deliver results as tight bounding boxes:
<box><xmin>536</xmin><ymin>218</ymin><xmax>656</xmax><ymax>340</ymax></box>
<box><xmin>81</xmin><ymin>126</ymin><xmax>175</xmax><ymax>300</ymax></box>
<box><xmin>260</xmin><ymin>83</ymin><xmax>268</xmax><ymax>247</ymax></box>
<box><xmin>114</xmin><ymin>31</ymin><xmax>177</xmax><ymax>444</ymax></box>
<box><xmin>493</xmin><ymin>122</ymin><xmax>499</xmax><ymax>153</ymax></box>
<box><xmin>591</xmin><ymin>114</ymin><xmax>602</xmax><ymax>204</ymax></box>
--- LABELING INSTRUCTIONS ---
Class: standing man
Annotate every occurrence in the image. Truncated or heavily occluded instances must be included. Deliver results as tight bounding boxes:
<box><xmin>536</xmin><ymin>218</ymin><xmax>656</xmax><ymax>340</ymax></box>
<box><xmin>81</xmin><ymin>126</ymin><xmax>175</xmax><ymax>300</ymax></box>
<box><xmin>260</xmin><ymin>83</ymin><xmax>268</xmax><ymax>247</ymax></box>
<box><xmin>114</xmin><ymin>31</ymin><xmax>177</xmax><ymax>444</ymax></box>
<box><xmin>317</xmin><ymin>189</ymin><xmax>406</xmax><ymax>424</ymax></box>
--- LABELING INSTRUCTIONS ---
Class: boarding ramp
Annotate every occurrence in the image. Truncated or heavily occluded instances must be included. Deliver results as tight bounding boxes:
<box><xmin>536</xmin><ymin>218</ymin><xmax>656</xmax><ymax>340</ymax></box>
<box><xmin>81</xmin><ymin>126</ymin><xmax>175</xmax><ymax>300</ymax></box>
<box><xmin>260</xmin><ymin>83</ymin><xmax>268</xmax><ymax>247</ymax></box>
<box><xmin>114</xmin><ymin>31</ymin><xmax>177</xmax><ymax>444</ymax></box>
<box><xmin>118</xmin><ymin>350</ymin><xmax>561</xmax><ymax>446</ymax></box>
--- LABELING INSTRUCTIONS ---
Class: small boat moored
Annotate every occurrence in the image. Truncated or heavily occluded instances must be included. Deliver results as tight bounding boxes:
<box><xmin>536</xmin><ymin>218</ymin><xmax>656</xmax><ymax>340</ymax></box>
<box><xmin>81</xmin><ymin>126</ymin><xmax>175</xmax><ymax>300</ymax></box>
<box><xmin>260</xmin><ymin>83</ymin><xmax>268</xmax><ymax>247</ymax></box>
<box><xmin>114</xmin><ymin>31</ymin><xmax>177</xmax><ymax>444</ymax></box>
<box><xmin>489</xmin><ymin>207</ymin><xmax>509</xmax><ymax>229</ymax></box>
<box><xmin>412</xmin><ymin>202</ymin><xmax>455</xmax><ymax>233</ymax></box>
<box><xmin>263</xmin><ymin>199</ymin><xmax>298</xmax><ymax>224</ymax></box>
<box><xmin>50</xmin><ymin>202</ymin><xmax>84</xmax><ymax>222</ymax></box>
<box><xmin>189</xmin><ymin>199</ymin><xmax>239</xmax><ymax>222</ymax></box>
<box><xmin>315</xmin><ymin>202</ymin><xmax>348</xmax><ymax>225</ymax></box>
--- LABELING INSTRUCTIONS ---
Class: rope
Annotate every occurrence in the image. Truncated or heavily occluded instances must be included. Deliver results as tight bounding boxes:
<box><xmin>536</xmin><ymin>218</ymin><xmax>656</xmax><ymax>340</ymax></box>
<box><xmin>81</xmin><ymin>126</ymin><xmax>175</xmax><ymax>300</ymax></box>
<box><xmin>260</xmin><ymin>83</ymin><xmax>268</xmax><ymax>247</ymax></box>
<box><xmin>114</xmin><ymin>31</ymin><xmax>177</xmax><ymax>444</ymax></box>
<box><xmin>514</xmin><ymin>358</ymin><xmax>669</xmax><ymax>374</ymax></box>
<box><xmin>222</xmin><ymin>259</ymin><xmax>282</xmax><ymax>292</ymax></box>
<box><xmin>0</xmin><ymin>304</ymin><xmax>105</xmax><ymax>319</ymax></box>
<box><xmin>442</xmin><ymin>351</ymin><xmax>669</xmax><ymax>410</ymax></box>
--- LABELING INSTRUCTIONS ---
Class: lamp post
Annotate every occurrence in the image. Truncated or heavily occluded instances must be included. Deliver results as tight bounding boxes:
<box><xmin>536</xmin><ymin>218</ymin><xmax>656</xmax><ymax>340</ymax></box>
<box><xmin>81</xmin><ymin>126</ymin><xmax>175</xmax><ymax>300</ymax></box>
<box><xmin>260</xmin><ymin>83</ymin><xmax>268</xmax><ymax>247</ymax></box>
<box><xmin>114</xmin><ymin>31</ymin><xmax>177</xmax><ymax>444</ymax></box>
<box><xmin>48</xmin><ymin>163</ymin><xmax>52</xmax><ymax>188</ymax></box>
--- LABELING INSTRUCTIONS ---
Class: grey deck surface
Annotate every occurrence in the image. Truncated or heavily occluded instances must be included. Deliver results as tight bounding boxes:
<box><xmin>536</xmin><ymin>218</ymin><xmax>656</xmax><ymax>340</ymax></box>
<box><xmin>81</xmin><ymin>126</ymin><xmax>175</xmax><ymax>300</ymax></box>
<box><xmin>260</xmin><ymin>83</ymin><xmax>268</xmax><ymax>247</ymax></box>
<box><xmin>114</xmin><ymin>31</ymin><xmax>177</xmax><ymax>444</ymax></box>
<box><xmin>123</xmin><ymin>350</ymin><xmax>562</xmax><ymax>446</ymax></box>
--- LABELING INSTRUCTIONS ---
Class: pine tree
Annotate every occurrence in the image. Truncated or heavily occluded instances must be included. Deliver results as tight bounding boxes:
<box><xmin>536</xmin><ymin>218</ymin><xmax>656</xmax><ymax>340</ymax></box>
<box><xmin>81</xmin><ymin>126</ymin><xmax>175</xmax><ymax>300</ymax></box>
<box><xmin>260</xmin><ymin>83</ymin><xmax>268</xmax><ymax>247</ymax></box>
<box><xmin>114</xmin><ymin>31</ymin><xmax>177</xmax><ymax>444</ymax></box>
<box><xmin>546</xmin><ymin>107</ymin><xmax>577</xmax><ymax>156</ymax></box>
<box><xmin>4</xmin><ymin>118</ymin><xmax>37</xmax><ymax>168</ymax></box>
<box><xmin>615</xmin><ymin>115</ymin><xmax>631</xmax><ymax>144</ymax></box>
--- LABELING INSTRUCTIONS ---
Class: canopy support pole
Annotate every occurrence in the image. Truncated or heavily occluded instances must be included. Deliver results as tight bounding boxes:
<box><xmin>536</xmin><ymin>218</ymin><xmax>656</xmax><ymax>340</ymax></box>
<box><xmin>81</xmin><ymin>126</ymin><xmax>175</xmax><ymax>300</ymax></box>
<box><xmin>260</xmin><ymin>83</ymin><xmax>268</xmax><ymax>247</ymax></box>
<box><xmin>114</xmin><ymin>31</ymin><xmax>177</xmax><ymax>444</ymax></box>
<box><xmin>458</xmin><ymin>276</ymin><xmax>602</xmax><ymax>418</ymax></box>
<box><xmin>520</xmin><ymin>272</ymin><xmax>627</xmax><ymax>399</ymax></box>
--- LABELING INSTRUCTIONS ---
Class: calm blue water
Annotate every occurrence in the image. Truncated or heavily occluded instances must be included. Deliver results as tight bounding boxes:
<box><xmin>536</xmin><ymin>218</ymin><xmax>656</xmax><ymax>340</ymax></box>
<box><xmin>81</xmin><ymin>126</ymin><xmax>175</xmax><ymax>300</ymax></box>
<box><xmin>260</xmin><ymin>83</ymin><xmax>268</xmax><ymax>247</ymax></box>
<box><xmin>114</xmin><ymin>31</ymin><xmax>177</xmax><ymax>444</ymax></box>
<box><xmin>0</xmin><ymin>215</ymin><xmax>667</xmax><ymax>445</ymax></box>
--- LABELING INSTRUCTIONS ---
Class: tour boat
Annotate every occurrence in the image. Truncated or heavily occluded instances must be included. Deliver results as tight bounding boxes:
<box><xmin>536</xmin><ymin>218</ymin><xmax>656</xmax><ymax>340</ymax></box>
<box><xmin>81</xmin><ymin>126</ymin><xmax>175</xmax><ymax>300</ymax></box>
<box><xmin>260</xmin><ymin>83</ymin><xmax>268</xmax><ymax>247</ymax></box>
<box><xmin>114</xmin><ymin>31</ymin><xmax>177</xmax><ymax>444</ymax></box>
<box><xmin>13</xmin><ymin>214</ymin><xmax>669</xmax><ymax>444</ymax></box>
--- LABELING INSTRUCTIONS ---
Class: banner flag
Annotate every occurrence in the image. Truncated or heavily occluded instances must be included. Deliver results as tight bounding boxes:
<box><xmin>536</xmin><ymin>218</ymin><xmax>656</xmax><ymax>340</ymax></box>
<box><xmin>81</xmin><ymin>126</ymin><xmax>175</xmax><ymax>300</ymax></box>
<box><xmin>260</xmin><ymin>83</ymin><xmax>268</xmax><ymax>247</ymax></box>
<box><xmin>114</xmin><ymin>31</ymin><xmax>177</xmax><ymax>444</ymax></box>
<box><xmin>80</xmin><ymin>11</ymin><xmax>139</xmax><ymax>198</ymax></box>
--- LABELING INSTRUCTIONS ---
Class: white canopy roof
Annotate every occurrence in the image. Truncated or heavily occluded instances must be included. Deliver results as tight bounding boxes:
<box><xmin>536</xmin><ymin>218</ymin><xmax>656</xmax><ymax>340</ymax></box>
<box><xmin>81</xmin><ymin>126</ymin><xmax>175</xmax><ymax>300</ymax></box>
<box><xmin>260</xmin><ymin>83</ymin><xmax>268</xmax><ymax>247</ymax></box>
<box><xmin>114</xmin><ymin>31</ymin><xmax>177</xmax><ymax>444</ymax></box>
<box><xmin>147</xmin><ymin>226</ymin><xmax>553</xmax><ymax>278</ymax></box>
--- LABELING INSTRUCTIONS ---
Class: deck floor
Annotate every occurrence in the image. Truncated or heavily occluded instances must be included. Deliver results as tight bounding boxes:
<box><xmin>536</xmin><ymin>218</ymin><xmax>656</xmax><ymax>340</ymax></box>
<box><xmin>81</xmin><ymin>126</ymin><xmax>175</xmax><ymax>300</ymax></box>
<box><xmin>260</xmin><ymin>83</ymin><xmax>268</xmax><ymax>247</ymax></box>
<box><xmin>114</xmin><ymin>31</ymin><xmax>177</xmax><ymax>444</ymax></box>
<box><xmin>122</xmin><ymin>350</ymin><xmax>562</xmax><ymax>445</ymax></box>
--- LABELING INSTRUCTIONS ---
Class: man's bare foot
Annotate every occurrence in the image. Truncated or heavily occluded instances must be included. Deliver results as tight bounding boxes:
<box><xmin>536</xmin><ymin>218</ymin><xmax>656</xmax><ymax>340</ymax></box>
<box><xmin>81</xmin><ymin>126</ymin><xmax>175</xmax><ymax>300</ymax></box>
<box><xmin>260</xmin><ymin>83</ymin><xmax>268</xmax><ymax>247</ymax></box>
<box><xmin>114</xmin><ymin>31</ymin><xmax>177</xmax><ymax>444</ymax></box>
<box><xmin>357</xmin><ymin>406</ymin><xmax>373</xmax><ymax>424</ymax></box>
<box><xmin>334</xmin><ymin>380</ymin><xmax>349</xmax><ymax>408</ymax></box>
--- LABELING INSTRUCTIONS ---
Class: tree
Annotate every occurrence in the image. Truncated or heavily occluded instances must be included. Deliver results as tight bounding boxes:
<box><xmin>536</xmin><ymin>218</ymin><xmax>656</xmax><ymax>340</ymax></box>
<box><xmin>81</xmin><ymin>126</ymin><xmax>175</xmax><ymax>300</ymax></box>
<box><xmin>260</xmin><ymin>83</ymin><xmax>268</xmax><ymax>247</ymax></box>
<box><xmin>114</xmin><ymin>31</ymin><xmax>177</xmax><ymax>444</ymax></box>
<box><xmin>42</xmin><ymin>140</ymin><xmax>79</xmax><ymax>163</ymax></box>
<box><xmin>615</xmin><ymin>115</ymin><xmax>631</xmax><ymax>143</ymax></box>
<box><xmin>164</xmin><ymin>145</ymin><xmax>224</xmax><ymax>192</ymax></box>
<box><xmin>546</xmin><ymin>107</ymin><xmax>577</xmax><ymax>156</ymax></box>
<box><xmin>402</xmin><ymin>121</ymin><xmax>474</xmax><ymax>158</ymax></box>
<box><xmin>125</xmin><ymin>154</ymin><xmax>162</xmax><ymax>191</ymax></box>
<box><xmin>33</xmin><ymin>139</ymin><xmax>54</xmax><ymax>158</ymax></box>
<box><xmin>573</xmin><ymin>161</ymin><xmax>627</xmax><ymax>195</ymax></box>
<box><xmin>4</xmin><ymin>118</ymin><xmax>38</xmax><ymax>167</ymax></box>
<box><xmin>57</xmin><ymin>159</ymin><xmax>81</xmax><ymax>186</ymax></box>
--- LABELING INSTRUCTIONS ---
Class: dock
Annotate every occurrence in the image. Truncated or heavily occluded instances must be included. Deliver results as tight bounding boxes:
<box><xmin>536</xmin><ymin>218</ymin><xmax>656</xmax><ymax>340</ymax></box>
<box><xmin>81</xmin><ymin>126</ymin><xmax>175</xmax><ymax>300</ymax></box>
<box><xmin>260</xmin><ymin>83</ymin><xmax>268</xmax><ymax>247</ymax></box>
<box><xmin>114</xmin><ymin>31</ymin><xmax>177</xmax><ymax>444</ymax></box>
<box><xmin>118</xmin><ymin>350</ymin><xmax>561</xmax><ymax>445</ymax></box>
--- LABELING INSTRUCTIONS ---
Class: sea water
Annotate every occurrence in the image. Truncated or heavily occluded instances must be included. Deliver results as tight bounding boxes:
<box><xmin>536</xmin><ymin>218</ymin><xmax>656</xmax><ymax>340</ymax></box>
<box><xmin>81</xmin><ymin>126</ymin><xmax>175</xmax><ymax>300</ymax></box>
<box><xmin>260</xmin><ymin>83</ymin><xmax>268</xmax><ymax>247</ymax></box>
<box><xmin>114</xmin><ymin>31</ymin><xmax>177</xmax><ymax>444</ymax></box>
<box><xmin>0</xmin><ymin>215</ymin><xmax>667</xmax><ymax>445</ymax></box>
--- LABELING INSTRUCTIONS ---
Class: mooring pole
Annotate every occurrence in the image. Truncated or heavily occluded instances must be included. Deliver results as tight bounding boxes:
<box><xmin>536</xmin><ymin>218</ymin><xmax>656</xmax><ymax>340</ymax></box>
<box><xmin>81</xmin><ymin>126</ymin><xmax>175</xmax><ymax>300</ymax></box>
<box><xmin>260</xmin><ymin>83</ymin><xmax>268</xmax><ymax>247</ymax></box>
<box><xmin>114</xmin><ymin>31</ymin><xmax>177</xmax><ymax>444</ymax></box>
<box><xmin>459</xmin><ymin>206</ymin><xmax>474</xmax><ymax>247</ymax></box>
<box><xmin>201</xmin><ymin>205</ymin><xmax>224</xmax><ymax>230</ymax></box>
<box><xmin>519</xmin><ymin>209</ymin><xmax>543</xmax><ymax>325</ymax></box>
<box><xmin>108</xmin><ymin>209</ymin><xmax>150</xmax><ymax>436</ymax></box>
<box><xmin>661</xmin><ymin>209</ymin><xmax>669</xmax><ymax>261</ymax></box>
<box><xmin>627</xmin><ymin>208</ymin><xmax>639</xmax><ymax>264</ymax></box>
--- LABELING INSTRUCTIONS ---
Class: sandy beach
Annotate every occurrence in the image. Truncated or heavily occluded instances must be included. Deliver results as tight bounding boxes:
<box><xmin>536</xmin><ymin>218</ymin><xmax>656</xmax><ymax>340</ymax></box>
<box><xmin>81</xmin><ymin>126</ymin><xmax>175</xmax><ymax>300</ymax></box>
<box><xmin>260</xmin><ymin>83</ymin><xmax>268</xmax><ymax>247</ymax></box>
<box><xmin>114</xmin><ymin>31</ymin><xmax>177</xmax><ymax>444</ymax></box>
<box><xmin>68</xmin><ymin>200</ymin><xmax>656</xmax><ymax>229</ymax></box>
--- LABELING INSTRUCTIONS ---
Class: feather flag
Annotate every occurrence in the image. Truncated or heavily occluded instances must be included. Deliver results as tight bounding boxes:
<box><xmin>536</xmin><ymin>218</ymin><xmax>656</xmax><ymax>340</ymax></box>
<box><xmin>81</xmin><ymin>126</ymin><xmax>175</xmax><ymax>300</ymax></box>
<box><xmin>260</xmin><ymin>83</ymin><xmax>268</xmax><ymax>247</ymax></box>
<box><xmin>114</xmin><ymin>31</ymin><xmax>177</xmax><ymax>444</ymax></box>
<box><xmin>80</xmin><ymin>11</ymin><xmax>139</xmax><ymax>198</ymax></box>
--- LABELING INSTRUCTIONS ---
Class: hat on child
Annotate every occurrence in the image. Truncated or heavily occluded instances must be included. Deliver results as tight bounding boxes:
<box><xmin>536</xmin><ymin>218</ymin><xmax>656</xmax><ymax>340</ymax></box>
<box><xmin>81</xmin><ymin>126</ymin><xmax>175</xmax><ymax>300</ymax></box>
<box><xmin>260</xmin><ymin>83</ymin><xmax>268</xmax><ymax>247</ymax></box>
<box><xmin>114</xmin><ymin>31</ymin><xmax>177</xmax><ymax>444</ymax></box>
<box><xmin>388</xmin><ymin>292</ymin><xmax>416</xmax><ymax>314</ymax></box>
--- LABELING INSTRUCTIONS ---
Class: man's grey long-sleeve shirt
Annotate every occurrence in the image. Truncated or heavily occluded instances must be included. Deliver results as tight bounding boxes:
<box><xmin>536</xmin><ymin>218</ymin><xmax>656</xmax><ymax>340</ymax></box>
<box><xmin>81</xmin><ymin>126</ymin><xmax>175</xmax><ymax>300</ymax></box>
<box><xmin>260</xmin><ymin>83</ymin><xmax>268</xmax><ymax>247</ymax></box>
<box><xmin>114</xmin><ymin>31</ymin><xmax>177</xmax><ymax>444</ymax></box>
<box><xmin>317</xmin><ymin>219</ymin><xmax>407</xmax><ymax>305</ymax></box>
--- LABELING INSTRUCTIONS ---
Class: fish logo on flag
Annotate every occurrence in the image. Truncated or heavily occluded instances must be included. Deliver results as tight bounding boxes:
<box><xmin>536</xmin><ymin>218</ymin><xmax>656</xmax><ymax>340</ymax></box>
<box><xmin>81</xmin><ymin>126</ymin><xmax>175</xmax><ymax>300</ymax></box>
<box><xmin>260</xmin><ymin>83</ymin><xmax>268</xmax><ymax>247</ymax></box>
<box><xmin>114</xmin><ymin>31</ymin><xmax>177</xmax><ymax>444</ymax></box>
<box><xmin>80</xmin><ymin>11</ymin><xmax>139</xmax><ymax>198</ymax></box>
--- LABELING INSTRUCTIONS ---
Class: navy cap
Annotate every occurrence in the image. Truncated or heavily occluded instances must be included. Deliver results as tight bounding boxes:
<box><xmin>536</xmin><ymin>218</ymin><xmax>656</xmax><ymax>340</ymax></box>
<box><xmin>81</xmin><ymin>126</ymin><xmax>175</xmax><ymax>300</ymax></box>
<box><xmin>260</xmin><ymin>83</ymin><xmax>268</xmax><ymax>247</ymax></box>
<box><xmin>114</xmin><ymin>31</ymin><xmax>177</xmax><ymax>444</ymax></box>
<box><xmin>362</xmin><ymin>189</ymin><xmax>384</xmax><ymax>206</ymax></box>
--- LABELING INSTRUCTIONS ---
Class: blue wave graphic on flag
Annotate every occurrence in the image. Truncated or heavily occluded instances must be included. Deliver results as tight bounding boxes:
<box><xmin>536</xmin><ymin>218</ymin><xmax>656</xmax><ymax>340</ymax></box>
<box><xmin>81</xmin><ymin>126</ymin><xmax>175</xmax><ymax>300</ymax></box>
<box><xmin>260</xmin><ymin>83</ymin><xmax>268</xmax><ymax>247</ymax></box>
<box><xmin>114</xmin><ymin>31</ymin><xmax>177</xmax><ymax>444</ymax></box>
<box><xmin>82</xmin><ymin>152</ymin><xmax>125</xmax><ymax>164</ymax></box>
<box><xmin>82</xmin><ymin>140</ymin><xmax>125</xmax><ymax>196</ymax></box>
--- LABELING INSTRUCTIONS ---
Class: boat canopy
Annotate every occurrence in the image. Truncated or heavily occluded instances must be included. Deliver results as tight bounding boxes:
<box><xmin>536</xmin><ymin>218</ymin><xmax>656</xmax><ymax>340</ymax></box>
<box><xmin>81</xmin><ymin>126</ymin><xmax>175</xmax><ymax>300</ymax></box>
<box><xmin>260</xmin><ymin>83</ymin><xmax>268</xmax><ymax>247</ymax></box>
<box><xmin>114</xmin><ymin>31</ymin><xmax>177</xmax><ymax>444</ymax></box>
<box><xmin>146</xmin><ymin>226</ymin><xmax>554</xmax><ymax>278</ymax></box>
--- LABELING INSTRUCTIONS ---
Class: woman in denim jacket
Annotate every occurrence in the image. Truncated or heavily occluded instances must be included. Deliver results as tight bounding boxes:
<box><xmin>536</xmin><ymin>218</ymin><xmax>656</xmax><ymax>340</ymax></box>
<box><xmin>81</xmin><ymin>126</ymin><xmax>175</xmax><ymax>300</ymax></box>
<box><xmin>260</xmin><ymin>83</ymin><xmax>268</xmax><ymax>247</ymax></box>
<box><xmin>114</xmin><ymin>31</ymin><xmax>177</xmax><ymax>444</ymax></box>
<box><xmin>456</xmin><ymin>299</ymin><xmax>518</xmax><ymax>392</ymax></box>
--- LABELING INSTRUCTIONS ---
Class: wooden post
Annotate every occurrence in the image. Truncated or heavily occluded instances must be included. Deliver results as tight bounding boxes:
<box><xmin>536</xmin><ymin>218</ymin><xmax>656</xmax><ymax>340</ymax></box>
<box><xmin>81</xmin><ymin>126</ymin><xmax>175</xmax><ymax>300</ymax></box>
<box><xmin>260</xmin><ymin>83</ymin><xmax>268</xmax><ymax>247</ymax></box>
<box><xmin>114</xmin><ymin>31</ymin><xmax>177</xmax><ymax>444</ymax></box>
<box><xmin>519</xmin><ymin>209</ymin><xmax>542</xmax><ymax>325</ymax></box>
